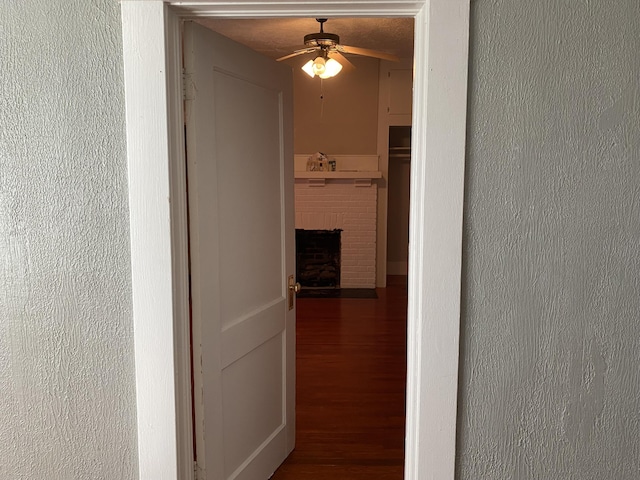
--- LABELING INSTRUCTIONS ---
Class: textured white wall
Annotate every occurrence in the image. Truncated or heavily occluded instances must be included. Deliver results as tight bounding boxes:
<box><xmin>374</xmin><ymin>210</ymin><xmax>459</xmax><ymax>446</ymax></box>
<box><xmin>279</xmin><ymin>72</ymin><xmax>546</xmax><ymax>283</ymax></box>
<box><xmin>0</xmin><ymin>1</ymin><xmax>138</xmax><ymax>478</ymax></box>
<box><xmin>458</xmin><ymin>0</ymin><xmax>640</xmax><ymax>477</ymax></box>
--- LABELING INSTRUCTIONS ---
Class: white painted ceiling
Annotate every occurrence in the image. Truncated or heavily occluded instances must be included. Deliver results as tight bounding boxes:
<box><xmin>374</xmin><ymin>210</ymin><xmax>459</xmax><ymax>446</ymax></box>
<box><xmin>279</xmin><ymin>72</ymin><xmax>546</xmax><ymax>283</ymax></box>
<box><xmin>195</xmin><ymin>17</ymin><xmax>415</xmax><ymax>62</ymax></box>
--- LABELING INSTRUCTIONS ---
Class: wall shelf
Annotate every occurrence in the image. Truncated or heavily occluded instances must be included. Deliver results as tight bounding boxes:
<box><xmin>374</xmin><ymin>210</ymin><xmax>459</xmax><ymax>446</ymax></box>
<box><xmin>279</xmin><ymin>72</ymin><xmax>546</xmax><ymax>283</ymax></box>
<box><xmin>389</xmin><ymin>146</ymin><xmax>411</xmax><ymax>160</ymax></box>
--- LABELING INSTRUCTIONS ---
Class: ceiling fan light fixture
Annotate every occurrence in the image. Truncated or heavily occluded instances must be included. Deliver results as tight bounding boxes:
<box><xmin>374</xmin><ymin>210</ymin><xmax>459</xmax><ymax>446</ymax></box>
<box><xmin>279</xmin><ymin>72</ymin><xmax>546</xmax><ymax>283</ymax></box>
<box><xmin>301</xmin><ymin>56</ymin><xmax>342</xmax><ymax>79</ymax></box>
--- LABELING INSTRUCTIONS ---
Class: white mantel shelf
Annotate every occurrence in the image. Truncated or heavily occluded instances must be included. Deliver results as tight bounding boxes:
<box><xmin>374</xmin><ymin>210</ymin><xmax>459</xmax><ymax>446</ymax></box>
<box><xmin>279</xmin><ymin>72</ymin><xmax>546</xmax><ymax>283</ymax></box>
<box><xmin>295</xmin><ymin>171</ymin><xmax>382</xmax><ymax>179</ymax></box>
<box><xmin>295</xmin><ymin>171</ymin><xmax>382</xmax><ymax>187</ymax></box>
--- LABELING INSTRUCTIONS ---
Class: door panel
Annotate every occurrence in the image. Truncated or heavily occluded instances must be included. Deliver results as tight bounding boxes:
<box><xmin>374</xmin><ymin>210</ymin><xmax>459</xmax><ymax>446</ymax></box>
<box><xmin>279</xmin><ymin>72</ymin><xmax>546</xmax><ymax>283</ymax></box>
<box><xmin>184</xmin><ymin>21</ymin><xmax>295</xmax><ymax>480</ymax></box>
<box><xmin>221</xmin><ymin>300</ymin><xmax>284</xmax><ymax>368</ymax></box>
<box><xmin>214</xmin><ymin>71</ymin><xmax>284</xmax><ymax>322</ymax></box>
<box><xmin>222</xmin><ymin>334</ymin><xmax>284</xmax><ymax>477</ymax></box>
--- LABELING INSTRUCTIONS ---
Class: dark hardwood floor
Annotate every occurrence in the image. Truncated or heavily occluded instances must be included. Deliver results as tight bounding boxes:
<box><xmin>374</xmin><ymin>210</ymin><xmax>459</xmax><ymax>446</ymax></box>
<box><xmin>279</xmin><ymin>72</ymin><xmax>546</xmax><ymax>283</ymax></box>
<box><xmin>272</xmin><ymin>276</ymin><xmax>408</xmax><ymax>480</ymax></box>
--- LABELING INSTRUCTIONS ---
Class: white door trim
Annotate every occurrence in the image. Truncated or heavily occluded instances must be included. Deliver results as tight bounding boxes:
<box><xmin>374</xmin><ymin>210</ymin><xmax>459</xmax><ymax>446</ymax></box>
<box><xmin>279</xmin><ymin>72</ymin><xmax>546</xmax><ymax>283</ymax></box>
<box><xmin>120</xmin><ymin>1</ymin><xmax>470</xmax><ymax>479</ymax></box>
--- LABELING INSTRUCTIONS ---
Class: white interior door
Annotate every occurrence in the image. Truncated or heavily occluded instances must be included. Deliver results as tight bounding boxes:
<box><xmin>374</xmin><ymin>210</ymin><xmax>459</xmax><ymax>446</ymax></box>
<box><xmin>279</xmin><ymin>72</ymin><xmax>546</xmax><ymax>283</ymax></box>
<box><xmin>184</xmin><ymin>22</ymin><xmax>296</xmax><ymax>480</ymax></box>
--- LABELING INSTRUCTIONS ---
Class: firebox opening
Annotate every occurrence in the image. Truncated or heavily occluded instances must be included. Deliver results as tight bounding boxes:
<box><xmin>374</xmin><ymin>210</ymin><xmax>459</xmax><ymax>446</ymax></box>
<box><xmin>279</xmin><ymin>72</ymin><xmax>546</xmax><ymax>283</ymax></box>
<box><xmin>296</xmin><ymin>229</ymin><xmax>342</xmax><ymax>289</ymax></box>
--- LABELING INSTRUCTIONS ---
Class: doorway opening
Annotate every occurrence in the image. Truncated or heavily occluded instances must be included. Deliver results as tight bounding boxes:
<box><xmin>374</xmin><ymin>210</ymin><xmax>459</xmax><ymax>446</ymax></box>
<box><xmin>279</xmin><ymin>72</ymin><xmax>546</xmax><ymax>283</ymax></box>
<box><xmin>195</xmin><ymin>16</ymin><xmax>413</xmax><ymax>473</ymax></box>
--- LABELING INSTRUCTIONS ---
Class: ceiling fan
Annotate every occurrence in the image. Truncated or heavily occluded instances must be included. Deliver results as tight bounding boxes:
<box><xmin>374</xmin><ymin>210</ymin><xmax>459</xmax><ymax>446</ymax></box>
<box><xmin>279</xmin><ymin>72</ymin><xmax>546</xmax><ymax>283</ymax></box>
<box><xmin>276</xmin><ymin>18</ymin><xmax>399</xmax><ymax>79</ymax></box>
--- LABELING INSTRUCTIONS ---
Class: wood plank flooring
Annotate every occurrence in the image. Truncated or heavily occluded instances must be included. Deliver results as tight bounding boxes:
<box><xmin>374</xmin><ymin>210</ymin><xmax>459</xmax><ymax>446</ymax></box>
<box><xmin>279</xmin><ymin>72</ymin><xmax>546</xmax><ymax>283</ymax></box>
<box><xmin>272</xmin><ymin>276</ymin><xmax>408</xmax><ymax>480</ymax></box>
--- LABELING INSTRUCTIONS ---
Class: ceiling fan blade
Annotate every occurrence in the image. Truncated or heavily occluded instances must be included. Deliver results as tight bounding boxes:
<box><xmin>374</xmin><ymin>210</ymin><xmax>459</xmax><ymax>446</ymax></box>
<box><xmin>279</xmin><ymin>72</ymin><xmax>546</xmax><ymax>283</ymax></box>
<box><xmin>276</xmin><ymin>47</ymin><xmax>318</xmax><ymax>62</ymax></box>
<box><xmin>337</xmin><ymin>44</ymin><xmax>399</xmax><ymax>62</ymax></box>
<box><xmin>328</xmin><ymin>51</ymin><xmax>355</xmax><ymax>72</ymax></box>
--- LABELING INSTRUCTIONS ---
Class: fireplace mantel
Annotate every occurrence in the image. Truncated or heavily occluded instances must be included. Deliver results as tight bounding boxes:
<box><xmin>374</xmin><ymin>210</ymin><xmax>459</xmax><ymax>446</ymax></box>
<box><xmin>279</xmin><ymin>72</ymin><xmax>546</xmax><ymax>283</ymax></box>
<box><xmin>294</xmin><ymin>171</ymin><xmax>382</xmax><ymax>179</ymax></box>
<box><xmin>294</xmin><ymin>154</ymin><xmax>381</xmax><ymax>186</ymax></box>
<box><xmin>295</xmin><ymin>171</ymin><xmax>381</xmax><ymax>187</ymax></box>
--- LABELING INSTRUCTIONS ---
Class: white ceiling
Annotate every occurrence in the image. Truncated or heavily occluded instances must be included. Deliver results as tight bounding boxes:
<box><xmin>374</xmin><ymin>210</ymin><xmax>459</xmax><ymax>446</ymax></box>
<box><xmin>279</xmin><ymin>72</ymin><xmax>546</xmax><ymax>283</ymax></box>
<box><xmin>195</xmin><ymin>18</ymin><xmax>415</xmax><ymax>62</ymax></box>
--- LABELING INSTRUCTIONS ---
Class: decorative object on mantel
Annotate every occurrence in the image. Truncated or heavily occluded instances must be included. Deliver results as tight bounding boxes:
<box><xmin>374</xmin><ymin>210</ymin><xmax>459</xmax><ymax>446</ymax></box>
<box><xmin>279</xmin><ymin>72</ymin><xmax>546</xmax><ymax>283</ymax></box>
<box><xmin>307</xmin><ymin>151</ymin><xmax>332</xmax><ymax>171</ymax></box>
<box><xmin>297</xmin><ymin>153</ymin><xmax>381</xmax><ymax>185</ymax></box>
<box><xmin>295</xmin><ymin>154</ymin><xmax>378</xmax><ymax>172</ymax></box>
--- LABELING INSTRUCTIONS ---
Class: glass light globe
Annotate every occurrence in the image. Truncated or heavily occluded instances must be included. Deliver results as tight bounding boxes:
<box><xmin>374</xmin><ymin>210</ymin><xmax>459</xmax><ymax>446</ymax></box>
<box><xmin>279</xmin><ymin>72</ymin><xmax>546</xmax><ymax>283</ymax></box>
<box><xmin>312</xmin><ymin>57</ymin><xmax>326</xmax><ymax>75</ymax></box>
<box><xmin>301</xmin><ymin>60</ymin><xmax>315</xmax><ymax>77</ymax></box>
<box><xmin>301</xmin><ymin>56</ymin><xmax>343</xmax><ymax>79</ymax></box>
<box><xmin>319</xmin><ymin>58</ymin><xmax>343</xmax><ymax>79</ymax></box>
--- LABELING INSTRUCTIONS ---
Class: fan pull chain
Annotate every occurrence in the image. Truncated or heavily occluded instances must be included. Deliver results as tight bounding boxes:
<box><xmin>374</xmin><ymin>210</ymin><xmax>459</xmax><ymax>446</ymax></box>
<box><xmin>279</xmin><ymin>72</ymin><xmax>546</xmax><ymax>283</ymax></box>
<box><xmin>320</xmin><ymin>79</ymin><xmax>324</xmax><ymax>118</ymax></box>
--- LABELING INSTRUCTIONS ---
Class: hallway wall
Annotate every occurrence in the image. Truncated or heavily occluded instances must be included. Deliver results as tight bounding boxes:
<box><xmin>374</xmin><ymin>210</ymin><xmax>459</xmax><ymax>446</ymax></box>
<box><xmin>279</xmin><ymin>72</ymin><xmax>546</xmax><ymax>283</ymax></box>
<box><xmin>0</xmin><ymin>1</ymin><xmax>137</xmax><ymax>478</ymax></box>
<box><xmin>458</xmin><ymin>0</ymin><xmax>640</xmax><ymax>477</ymax></box>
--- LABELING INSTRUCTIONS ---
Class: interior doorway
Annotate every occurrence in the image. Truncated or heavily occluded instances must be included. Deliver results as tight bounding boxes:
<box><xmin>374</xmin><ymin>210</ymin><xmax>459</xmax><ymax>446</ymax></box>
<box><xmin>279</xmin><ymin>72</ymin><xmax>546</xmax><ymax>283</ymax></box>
<box><xmin>121</xmin><ymin>2</ymin><xmax>469</xmax><ymax>478</ymax></box>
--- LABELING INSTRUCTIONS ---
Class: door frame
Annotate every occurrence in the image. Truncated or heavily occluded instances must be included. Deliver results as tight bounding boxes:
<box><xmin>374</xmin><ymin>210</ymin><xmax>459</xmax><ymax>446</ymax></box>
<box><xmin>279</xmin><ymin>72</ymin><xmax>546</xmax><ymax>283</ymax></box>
<box><xmin>121</xmin><ymin>1</ymin><xmax>470</xmax><ymax>479</ymax></box>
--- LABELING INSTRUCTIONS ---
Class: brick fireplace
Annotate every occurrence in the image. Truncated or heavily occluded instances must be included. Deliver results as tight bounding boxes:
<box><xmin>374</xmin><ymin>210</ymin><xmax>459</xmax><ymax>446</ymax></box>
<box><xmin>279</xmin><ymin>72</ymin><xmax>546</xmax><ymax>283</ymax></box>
<box><xmin>294</xmin><ymin>178</ymin><xmax>378</xmax><ymax>289</ymax></box>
